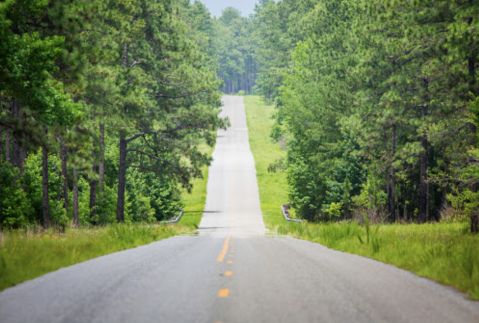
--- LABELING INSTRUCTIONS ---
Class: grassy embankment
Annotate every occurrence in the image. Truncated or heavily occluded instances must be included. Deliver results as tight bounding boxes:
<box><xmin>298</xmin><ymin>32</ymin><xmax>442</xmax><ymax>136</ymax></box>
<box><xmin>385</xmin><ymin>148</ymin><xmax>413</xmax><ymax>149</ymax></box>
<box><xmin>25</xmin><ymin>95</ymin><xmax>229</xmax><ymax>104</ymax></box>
<box><xmin>0</xmin><ymin>144</ymin><xmax>213</xmax><ymax>292</ymax></box>
<box><xmin>244</xmin><ymin>95</ymin><xmax>479</xmax><ymax>300</ymax></box>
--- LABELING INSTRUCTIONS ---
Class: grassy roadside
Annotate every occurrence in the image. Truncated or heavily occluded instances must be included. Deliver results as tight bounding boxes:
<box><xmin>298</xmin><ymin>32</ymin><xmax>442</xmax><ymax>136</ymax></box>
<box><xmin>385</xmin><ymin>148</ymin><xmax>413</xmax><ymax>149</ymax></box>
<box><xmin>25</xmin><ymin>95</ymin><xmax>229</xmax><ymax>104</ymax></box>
<box><xmin>244</xmin><ymin>95</ymin><xmax>479</xmax><ymax>300</ymax></box>
<box><xmin>244</xmin><ymin>96</ymin><xmax>292</xmax><ymax>228</ymax></box>
<box><xmin>0</xmin><ymin>141</ymin><xmax>215</xmax><ymax>292</ymax></box>
<box><xmin>178</xmin><ymin>142</ymin><xmax>215</xmax><ymax>229</ymax></box>
<box><xmin>0</xmin><ymin>224</ymin><xmax>180</xmax><ymax>291</ymax></box>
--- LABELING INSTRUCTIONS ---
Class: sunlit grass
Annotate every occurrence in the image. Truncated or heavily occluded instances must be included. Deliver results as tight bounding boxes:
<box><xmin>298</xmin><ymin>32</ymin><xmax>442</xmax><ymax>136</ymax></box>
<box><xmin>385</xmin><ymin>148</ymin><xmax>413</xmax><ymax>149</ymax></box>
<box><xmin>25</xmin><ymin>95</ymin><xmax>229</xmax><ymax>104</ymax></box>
<box><xmin>178</xmin><ymin>141</ymin><xmax>215</xmax><ymax>229</ymax></box>
<box><xmin>245</xmin><ymin>95</ymin><xmax>479</xmax><ymax>300</ymax></box>
<box><xmin>244</xmin><ymin>96</ymin><xmax>293</xmax><ymax>228</ymax></box>
<box><xmin>279</xmin><ymin>221</ymin><xmax>479</xmax><ymax>299</ymax></box>
<box><xmin>0</xmin><ymin>223</ymin><xmax>181</xmax><ymax>291</ymax></box>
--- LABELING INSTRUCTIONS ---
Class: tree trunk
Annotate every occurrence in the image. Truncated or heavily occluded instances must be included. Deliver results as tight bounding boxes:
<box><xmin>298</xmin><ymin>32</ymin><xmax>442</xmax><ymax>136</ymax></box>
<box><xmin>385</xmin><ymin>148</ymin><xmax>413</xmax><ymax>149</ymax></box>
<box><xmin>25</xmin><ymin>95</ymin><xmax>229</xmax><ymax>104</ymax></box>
<box><xmin>0</xmin><ymin>153</ymin><xmax>2</xmax><ymax>231</ymax></box>
<box><xmin>116</xmin><ymin>137</ymin><xmax>127</xmax><ymax>222</ymax></box>
<box><xmin>5</xmin><ymin>105</ymin><xmax>10</xmax><ymax>164</ymax></box>
<box><xmin>42</xmin><ymin>137</ymin><xmax>50</xmax><ymax>229</ymax></box>
<box><xmin>468</xmin><ymin>14</ymin><xmax>478</xmax><ymax>234</ymax></box>
<box><xmin>419</xmin><ymin>127</ymin><xmax>428</xmax><ymax>223</ymax></box>
<box><xmin>390</xmin><ymin>124</ymin><xmax>396</xmax><ymax>222</ymax></box>
<box><xmin>61</xmin><ymin>140</ymin><xmax>68</xmax><ymax>215</ymax></box>
<box><xmin>419</xmin><ymin>77</ymin><xmax>429</xmax><ymax>223</ymax></box>
<box><xmin>89</xmin><ymin>164</ymin><xmax>97</xmax><ymax>219</ymax></box>
<box><xmin>73</xmin><ymin>168</ymin><xmax>79</xmax><ymax>228</ymax></box>
<box><xmin>99</xmin><ymin>123</ymin><xmax>105</xmax><ymax>191</ymax></box>
<box><xmin>12</xmin><ymin>99</ymin><xmax>20</xmax><ymax>170</ymax></box>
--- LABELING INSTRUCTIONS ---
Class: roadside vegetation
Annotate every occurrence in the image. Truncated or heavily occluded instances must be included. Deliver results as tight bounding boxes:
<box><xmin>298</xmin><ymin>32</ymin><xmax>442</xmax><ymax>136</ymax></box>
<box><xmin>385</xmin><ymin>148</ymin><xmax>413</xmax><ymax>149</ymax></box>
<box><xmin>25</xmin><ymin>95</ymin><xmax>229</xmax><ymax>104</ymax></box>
<box><xmin>0</xmin><ymin>0</ymin><xmax>221</xmax><ymax>290</ymax></box>
<box><xmin>0</xmin><ymin>0</ymin><xmax>225</xmax><ymax>230</ymax></box>
<box><xmin>0</xmin><ymin>224</ymin><xmax>176</xmax><ymax>291</ymax></box>
<box><xmin>0</xmin><ymin>143</ymin><xmax>212</xmax><ymax>291</ymax></box>
<box><xmin>245</xmin><ymin>96</ymin><xmax>479</xmax><ymax>300</ymax></box>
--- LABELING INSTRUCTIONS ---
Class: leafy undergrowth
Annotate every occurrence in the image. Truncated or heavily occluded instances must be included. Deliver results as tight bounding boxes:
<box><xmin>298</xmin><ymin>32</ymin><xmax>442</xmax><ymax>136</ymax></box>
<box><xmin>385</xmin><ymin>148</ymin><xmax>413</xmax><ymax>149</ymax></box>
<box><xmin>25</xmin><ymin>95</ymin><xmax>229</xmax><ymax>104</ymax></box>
<box><xmin>277</xmin><ymin>221</ymin><xmax>479</xmax><ymax>300</ymax></box>
<box><xmin>0</xmin><ymin>223</ymin><xmax>188</xmax><ymax>291</ymax></box>
<box><xmin>244</xmin><ymin>95</ymin><xmax>479</xmax><ymax>300</ymax></box>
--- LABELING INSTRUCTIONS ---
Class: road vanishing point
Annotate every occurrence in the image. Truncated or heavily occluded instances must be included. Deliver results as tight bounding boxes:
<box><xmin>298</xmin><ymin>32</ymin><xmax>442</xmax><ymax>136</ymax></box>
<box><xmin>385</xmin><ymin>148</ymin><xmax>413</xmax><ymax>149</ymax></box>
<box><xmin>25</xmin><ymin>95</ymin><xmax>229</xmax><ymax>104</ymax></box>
<box><xmin>1</xmin><ymin>96</ymin><xmax>479</xmax><ymax>323</ymax></box>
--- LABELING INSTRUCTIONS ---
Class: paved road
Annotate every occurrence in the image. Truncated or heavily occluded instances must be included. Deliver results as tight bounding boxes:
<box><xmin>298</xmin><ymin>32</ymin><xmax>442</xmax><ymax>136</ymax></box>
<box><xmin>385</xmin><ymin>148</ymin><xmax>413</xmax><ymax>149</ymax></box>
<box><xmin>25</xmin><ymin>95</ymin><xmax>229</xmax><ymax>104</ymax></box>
<box><xmin>1</xmin><ymin>96</ymin><xmax>479</xmax><ymax>323</ymax></box>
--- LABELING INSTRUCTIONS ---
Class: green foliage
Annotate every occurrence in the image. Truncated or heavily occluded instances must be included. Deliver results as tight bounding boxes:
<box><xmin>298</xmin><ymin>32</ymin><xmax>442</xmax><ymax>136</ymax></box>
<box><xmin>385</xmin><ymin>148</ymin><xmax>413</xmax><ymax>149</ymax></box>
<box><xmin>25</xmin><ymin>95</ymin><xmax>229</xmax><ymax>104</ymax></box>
<box><xmin>246</xmin><ymin>96</ymin><xmax>479</xmax><ymax>300</ymax></box>
<box><xmin>0</xmin><ymin>162</ymin><xmax>33</xmax><ymax>227</ymax></box>
<box><xmin>22</xmin><ymin>150</ymin><xmax>66</xmax><ymax>226</ymax></box>
<box><xmin>211</xmin><ymin>7</ymin><xmax>258</xmax><ymax>94</ymax></box>
<box><xmin>0</xmin><ymin>0</ymin><xmax>225</xmax><ymax>228</ymax></box>
<box><xmin>325</xmin><ymin>202</ymin><xmax>343</xmax><ymax>222</ymax></box>
<box><xmin>244</xmin><ymin>96</ymin><xmax>294</xmax><ymax>228</ymax></box>
<box><xmin>249</xmin><ymin>0</ymin><xmax>479</xmax><ymax>226</ymax></box>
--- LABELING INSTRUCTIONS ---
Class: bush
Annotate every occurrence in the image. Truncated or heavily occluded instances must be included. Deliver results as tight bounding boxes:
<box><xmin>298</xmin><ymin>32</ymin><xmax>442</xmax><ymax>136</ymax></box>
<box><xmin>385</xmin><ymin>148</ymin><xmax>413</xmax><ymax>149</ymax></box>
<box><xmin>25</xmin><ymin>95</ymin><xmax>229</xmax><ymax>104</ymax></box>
<box><xmin>0</xmin><ymin>161</ymin><xmax>34</xmax><ymax>227</ymax></box>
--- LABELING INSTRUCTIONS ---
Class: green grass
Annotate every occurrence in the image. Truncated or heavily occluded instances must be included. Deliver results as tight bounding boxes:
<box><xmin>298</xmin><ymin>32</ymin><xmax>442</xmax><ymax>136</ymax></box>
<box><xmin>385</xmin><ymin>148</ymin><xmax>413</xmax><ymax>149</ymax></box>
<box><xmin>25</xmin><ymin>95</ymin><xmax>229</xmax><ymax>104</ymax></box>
<box><xmin>244</xmin><ymin>95</ymin><xmax>479</xmax><ymax>300</ymax></box>
<box><xmin>244</xmin><ymin>96</ymin><xmax>293</xmax><ymax>228</ymax></box>
<box><xmin>0</xmin><ymin>224</ymin><xmax>182</xmax><ymax>291</ymax></box>
<box><xmin>0</xmin><ymin>140</ymin><xmax>216</xmax><ymax>292</ymax></box>
<box><xmin>178</xmin><ymin>142</ymin><xmax>215</xmax><ymax>229</ymax></box>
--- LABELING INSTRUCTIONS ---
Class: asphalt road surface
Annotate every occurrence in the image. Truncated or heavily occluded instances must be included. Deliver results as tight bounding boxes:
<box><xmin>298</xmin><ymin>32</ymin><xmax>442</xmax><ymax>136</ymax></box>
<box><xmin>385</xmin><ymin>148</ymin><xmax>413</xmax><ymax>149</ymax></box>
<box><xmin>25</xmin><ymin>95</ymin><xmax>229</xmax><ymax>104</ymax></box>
<box><xmin>1</xmin><ymin>96</ymin><xmax>479</xmax><ymax>323</ymax></box>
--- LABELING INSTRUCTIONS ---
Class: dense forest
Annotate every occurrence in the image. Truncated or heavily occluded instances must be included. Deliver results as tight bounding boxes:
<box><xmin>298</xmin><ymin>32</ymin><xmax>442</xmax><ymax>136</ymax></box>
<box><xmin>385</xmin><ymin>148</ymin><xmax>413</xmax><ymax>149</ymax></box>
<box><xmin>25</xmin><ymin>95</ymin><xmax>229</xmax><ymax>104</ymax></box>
<box><xmin>2</xmin><ymin>0</ymin><xmax>479</xmax><ymax>234</ymax></box>
<box><xmin>244</xmin><ymin>0</ymin><xmax>479</xmax><ymax>233</ymax></box>
<box><xmin>0</xmin><ymin>0</ymin><xmax>226</xmax><ymax>228</ymax></box>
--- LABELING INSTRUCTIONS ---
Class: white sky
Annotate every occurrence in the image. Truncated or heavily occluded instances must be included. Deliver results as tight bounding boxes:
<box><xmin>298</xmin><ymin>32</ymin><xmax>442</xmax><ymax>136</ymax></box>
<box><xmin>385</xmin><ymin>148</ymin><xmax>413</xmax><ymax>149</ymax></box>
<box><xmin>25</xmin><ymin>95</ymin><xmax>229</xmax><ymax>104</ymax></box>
<box><xmin>196</xmin><ymin>0</ymin><xmax>258</xmax><ymax>17</ymax></box>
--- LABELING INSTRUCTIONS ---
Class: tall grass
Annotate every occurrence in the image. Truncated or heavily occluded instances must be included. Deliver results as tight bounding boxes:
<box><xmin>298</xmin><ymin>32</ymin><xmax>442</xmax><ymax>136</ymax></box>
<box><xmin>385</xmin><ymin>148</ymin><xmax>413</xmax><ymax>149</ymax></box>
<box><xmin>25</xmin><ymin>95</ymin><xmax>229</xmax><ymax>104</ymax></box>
<box><xmin>280</xmin><ymin>221</ymin><xmax>479</xmax><ymax>299</ymax></box>
<box><xmin>0</xmin><ymin>223</ymin><xmax>181</xmax><ymax>291</ymax></box>
<box><xmin>245</xmin><ymin>96</ymin><xmax>479</xmax><ymax>300</ymax></box>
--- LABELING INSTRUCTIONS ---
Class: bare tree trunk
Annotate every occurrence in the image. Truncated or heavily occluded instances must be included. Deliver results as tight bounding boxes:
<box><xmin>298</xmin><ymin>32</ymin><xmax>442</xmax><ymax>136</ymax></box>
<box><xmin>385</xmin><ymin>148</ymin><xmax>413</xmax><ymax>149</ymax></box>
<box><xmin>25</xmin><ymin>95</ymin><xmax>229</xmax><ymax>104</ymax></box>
<box><xmin>116</xmin><ymin>137</ymin><xmax>127</xmax><ymax>222</ymax></box>
<box><xmin>0</xmin><ymin>151</ymin><xmax>2</xmax><ymax>231</ymax></box>
<box><xmin>42</xmin><ymin>132</ymin><xmax>50</xmax><ymax>229</ymax></box>
<box><xmin>99</xmin><ymin>123</ymin><xmax>105</xmax><ymax>190</ymax></box>
<box><xmin>12</xmin><ymin>99</ymin><xmax>20</xmax><ymax>169</ymax></box>
<box><xmin>90</xmin><ymin>163</ymin><xmax>97</xmax><ymax>219</ymax></box>
<box><xmin>0</xmin><ymin>98</ymin><xmax>2</xmax><ymax>230</ymax></box>
<box><xmin>116</xmin><ymin>42</ymin><xmax>130</xmax><ymax>223</ymax></box>
<box><xmin>470</xmin><ymin>120</ymin><xmax>478</xmax><ymax>234</ymax></box>
<box><xmin>468</xmin><ymin>14</ymin><xmax>478</xmax><ymax>234</ymax></box>
<box><xmin>73</xmin><ymin>168</ymin><xmax>79</xmax><ymax>228</ymax></box>
<box><xmin>5</xmin><ymin>105</ymin><xmax>10</xmax><ymax>164</ymax></box>
<box><xmin>390</xmin><ymin>124</ymin><xmax>396</xmax><ymax>223</ymax></box>
<box><xmin>419</xmin><ymin>77</ymin><xmax>429</xmax><ymax>223</ymax></box>
<box><xmin>61</xmin><ymin>140</ymin><xmax>68</xmax><ymax>215</ymax></box>
<box><xmin>419</xmin><ymin>129</ymin><xmax>428</xmax><ymax>223</ymax></box>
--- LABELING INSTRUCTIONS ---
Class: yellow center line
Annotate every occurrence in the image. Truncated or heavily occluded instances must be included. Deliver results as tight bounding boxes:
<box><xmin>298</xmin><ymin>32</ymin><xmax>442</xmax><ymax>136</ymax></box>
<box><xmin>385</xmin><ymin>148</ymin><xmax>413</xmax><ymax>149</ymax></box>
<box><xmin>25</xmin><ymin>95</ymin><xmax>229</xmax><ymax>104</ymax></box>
<box><xmin>217</xmin><ymin>235</ymin><xmax>231</xmax><ymax>262</ymax></box>
<box><xmin>231</xmin><ymin>178</ymin><xmax>235</xmax><ymax>228</ymax></box>
<box><xmin>218</xmin><ymin>289</ymin><xmax>230</xmax><ymax>297</ymax></box>
<box><xmin>225</xmin><ymin>271</ymin><xmax>233</xmax><ymax>276</ymax></box>
<box><xmin>227</xmin><ymin>261</ymin><xmax>233</xmax><ymax>264</ymax></box>
<box><xmin>230</xmin><ymin>97</ymin><xmax>233</xmax><ymax>126</ymax></box>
